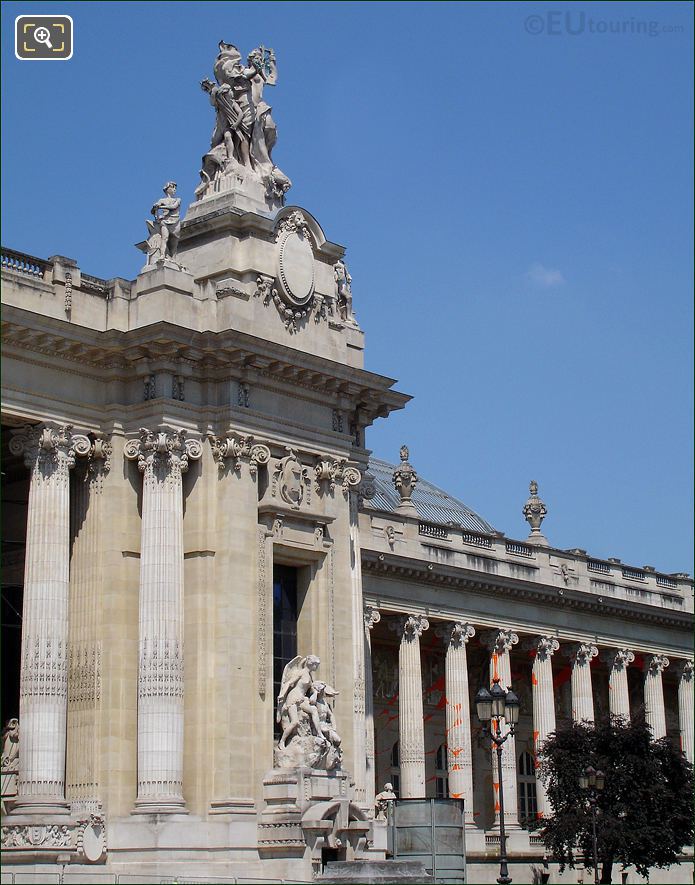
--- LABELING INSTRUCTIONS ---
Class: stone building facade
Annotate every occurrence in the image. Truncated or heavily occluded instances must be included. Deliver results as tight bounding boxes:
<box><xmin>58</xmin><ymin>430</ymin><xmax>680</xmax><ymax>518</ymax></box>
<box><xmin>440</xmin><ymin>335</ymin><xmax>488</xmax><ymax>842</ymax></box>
<box><xmin>1</xmin><ymin>39</ymin><xmax>693</xmax><ymax>885</ymax></box>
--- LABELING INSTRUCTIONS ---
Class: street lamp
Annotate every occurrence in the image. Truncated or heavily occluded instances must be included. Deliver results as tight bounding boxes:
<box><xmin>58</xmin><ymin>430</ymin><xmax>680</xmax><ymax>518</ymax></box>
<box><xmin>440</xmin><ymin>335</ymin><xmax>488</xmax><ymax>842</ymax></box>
<box><xmin>579</xmin><ymin>765</ymin><xmax>605</xmax><ymax>885</ymax></box>
<box><xmin>475</xmin><ymin>677</ymin><xmax>521</xmax><ymax>885</ymax></box>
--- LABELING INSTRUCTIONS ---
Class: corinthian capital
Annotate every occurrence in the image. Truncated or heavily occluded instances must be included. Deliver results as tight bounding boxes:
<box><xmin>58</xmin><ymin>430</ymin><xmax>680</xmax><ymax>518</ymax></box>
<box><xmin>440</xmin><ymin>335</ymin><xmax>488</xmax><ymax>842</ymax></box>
<box><xmin>389</xmin><ymin>614</ymin><xmax>429</xmax><ymax>641</ymax></box>
<box><xmin>645</xmin><ymin>654</ymin><xmax>670</xmax><ymax>675</ymax></box>
<box><xmin>436</xmin><ymin>621</ymin><xmax>475</xmax><ymax>647</ymax></box>
<box><xmin>676</xmin><ymin>660</ymin><xmax>694</xmax><ymax>681</ymax></box>
<box><xmin>364</xmin><ymin>606</ymin><xmax>381</xmax><ymax>630</ymax></box>
<box><xmin>125</xmin><ymin>427</ymin><xmax>202</xmax><ymax>476</ymax></box>
<box><xmin>481</xmin><ymin>628</ymin><xmax>519</xmax><ymax>655</ymax></box>
<box><xmin>207</xmin><ymin>431</ymin><xmax>270</xmax><ymax>476</ymax></box>
<box><xmin>9</xmin><ymin>422</ymin><xmax>90</xmax><ymax>473</ymax></box>
<box><xmin>564</xmin><ymin>642</ymin><xmax>599</xmax><ymax>666</ymax></box>
<box><xmin>600</xmin><ymin>648</ymin><xmax>635</xmax><ymax>671</ymax></box>
<box><xmin>523</xmin><ymin>635</ymin><xmax>560</xmax><ymax>661</ymax></box>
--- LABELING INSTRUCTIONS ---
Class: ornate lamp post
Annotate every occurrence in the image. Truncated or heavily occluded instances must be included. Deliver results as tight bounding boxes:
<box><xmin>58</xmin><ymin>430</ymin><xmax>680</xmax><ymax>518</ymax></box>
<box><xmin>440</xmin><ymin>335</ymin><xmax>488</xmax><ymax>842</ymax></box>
<box><xmin>475</xmin><ymin>677</ymin><xmax>521</xmax><ymax>885</ymax></box>
<box><xmin>578</xmin><ymin>765</ymin><xmax>605</xmax><ymax>885</ymax></box>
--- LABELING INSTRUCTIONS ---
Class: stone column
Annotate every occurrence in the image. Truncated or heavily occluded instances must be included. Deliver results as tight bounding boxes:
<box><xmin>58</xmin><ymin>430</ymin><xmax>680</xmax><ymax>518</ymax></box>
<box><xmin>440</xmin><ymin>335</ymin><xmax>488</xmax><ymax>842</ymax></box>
<box><xmin>601</xmin><ymin>648</ymin><xmax>634</xmax><ymax>719</ymax></box>
<box><xmin>526</xmin><ymin>635</ymin><xmax>559</xmax><ymax>819</ymax></box>
<box><xmin>676</xmin><ymin>661</ymin><xmax>694</xmax><ymax>763</ymax></box>
<box><xmin>436</xmin><ymin>622</ymin><xmax>476</xmax><ymax>826</ymax></box>
<box><xmin>564</xmin><ymin>643</ymin><xmax>599</xmax><ymax>723</ymax></box>
<box><xmin>9</xmin><ymin>423</ymin><xmax>90</xmax><ymax>814</ymax></box>
<box><xmin>125</xmin><ymin>427</ymin><xmax>202</xmax><ymax>813</ymax></box>
<box><xmin>66</xmin><ymin>434</ymin><xmax>112</xmax><ymax>812</ymax></box>
<box><xmin>389</xmin><ymin>614</ymin><xmax>429</xmax><ymax>798</ymax></box>
<box><xmin>643</xmin><ymin>654</ymin><xmax>669</xmax><ymax>740</ymax></box>
<box><xmin>482</xmin><ymin>629</ymin><xmax>520</xmax><ymax>831</ymax></box>
<box><xmin>364</xmin><ymin>606</ymin><xmax>381</xmax><ymax>812</ymax></box>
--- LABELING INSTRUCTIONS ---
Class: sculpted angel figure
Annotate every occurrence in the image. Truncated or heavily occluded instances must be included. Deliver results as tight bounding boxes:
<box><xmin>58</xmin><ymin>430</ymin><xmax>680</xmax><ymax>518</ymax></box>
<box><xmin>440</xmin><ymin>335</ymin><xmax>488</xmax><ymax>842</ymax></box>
<box><xmin>1</xmin><ymin>718</ymin><xmax>19</xmax><ymax>770</ymax></box>
<box><xmin>276</xmin><ymin>654</ymin><xmax>323</xmax><ymax>749</ymax></box>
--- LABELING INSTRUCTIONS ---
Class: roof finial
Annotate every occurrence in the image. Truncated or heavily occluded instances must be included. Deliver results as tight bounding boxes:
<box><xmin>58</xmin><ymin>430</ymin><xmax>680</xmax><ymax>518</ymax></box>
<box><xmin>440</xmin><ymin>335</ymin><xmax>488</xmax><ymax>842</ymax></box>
<box><xmin>393</xmin><ymin>445</ymin><xmax>418</xmax><ymax>512</ymax></box>
<box><xmin>523</xmin><ymin>480</ymin><xmax>549</xmax><ymax>546</ymax></box>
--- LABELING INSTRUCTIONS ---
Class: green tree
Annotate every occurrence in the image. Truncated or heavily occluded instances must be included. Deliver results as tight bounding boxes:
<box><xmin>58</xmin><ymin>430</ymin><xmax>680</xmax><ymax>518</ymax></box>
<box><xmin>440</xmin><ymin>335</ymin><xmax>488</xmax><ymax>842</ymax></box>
<box><xmin>536</xmin><ymin>717</ymin><xmax>693</xmax><ymax>883</ymax></box>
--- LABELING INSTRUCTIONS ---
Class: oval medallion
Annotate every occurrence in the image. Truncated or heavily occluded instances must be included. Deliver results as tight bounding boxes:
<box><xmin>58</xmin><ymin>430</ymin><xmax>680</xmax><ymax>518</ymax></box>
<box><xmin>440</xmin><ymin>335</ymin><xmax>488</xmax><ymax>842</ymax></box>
<box><xmin>277</xmin><ymin>230</ymin><xmax>315</xmax><ymax>307</ymax></box>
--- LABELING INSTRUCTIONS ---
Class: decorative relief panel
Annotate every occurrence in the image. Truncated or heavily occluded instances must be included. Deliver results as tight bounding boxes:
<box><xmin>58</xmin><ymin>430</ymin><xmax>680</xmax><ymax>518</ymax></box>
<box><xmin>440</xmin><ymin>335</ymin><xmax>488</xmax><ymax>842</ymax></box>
<box><xmin>1</xmin><ymin>814</ymin><xmax>106</xmax><ymax>863</ymax></box>
<box><xmin>271</xmin><ymin>448</ymin><xmax>311</xmax><ymax>509</ymax></box>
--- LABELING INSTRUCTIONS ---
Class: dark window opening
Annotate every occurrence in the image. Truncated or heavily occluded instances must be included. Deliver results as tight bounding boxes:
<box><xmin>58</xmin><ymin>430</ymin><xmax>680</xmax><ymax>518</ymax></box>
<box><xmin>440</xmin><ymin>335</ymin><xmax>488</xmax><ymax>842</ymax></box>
<box><xmin>273</xmin><ymin>564</ymin><xmax>298</xmax><ymax>740</ymax></box>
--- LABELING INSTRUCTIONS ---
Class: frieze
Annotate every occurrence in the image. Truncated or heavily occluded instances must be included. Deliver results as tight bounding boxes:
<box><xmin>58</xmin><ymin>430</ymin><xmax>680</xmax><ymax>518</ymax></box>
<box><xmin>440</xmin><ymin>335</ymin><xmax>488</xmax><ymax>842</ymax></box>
<box><xmin>1</xmin><ymin>814</ymin><xmax>106</xmax><ymax>863</ymax></box>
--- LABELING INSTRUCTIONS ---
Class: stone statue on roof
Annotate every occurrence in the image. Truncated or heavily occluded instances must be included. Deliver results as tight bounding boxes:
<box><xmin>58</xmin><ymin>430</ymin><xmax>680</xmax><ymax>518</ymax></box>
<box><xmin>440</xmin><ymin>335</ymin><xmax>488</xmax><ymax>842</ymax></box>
<box><xmin>196</xmin><ymin>41</ymin><xmax>291</xmax><ymax>207</ymax></box>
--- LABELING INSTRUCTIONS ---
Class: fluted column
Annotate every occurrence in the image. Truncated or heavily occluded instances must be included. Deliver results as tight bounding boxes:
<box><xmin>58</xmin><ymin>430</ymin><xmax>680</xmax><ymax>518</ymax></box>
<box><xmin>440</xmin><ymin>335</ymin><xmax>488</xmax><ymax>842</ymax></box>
<box><xmin>66</xmin><ymin>434</ymin><xmax>112</xmax><ymax>812</ymax></box>
<box><xmin>436</xmin><ymin>622</ymin><xmax>475</xmax><ymax>825</ymax></box>
<box><xmin>601</xmin><ymin>648</ymin><xmax>634</xmax><ymax>720</ymax></box>
<box><xmin>643</xmin><ymin>654</ymin><xmax>669</xmax><ymax>740</ymax></box>
<box><xmin>9</xmin><ymin>423</ymin><xmax>90</xmax><ymax>813</ymax></box>
<box><xmin>364</xmin><ymin>606</ymin><xmax>381</xmax><ymax>811</ymax></box>
<box><xmin>564</xmin><ymin>643</ymin><xmax>598</xmax><ymax>723</ymax></box>
<box><xmin>125</xmin><ymin>427</ymin><xmax>202</xmax><ymax>813</ymax></box>
<box><xmin>482</xmin><ymin>629</ymin><xmax>520</xmax><ymax>831</ymax></box>
<box><xmin>525</xmin><ymin>635</ymin><xmax>559</xmax><ymax>818</ymax></box>
<box><xmin>676</xmin><ymin>661</ymin><xmax>694</xmax><ymax>763</ymax></box>
<box><xmin>389</xmin><ymin>614</ymin><xmax>429</xmax><ymax>798</ymax></box>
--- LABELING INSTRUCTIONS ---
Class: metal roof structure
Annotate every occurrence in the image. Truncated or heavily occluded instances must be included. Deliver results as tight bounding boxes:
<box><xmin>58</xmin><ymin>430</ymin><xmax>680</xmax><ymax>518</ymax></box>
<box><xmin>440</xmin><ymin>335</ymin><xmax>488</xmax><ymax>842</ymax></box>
<box><xmin>365</xmin><ymin>457</ymin><xmax>496</xmax><ymax>534</ymax></box>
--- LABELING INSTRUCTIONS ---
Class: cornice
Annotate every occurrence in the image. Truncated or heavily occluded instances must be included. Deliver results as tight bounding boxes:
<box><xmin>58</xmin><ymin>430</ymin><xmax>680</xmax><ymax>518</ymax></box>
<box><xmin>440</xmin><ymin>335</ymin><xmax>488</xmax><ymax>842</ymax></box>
<box><xmin>361</xmin><ymin>550</ymin><xmax>693</xmax><ymax>631</ymax></box>
<box><xmin>1</xmin><ymin>306</ymin><xmax>411</xmax><ymax>418</ymax></box>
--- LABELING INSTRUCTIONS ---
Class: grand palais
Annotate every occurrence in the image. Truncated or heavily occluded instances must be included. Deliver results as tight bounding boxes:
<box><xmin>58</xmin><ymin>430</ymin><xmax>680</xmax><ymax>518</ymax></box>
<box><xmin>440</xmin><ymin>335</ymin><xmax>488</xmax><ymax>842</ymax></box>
<box><xmin>1</xmin><ymin>36</ymin><xmax>692</xmax><ymax>885</ymax></box>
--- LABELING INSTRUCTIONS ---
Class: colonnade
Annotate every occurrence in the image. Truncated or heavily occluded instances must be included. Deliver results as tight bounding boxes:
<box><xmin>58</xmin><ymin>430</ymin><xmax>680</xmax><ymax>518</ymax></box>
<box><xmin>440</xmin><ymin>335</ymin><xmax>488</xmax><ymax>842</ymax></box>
<box><xmin>365</xmin><ymin>607</ymin><xmax>694</xmax><ymax>830</ymax></box>
<box><xmin>7</xmin><ymin>421</ymin><xmax>694</xmax><ymax>824</ymax></box>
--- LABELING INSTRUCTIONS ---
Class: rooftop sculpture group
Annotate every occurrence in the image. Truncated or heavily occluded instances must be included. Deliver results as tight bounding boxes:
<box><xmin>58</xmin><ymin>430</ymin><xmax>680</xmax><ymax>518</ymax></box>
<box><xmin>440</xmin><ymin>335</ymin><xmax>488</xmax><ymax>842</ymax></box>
<box><xmin>196</xmin><ymin>41</ymin><xmax>292</xmax><ymax>205</ymax></box>
<box><xmin>275</xmin><ymin>655</ymin><xmax>342</xmax><ymax>771</ymax></box>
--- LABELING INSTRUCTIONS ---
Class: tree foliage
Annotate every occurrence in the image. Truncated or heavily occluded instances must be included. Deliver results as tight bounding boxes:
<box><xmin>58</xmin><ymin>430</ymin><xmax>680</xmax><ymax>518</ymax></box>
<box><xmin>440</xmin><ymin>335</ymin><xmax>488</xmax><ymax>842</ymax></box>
<box><xmin>536</xmin><ymin>716</ymin><xmax>693</xmax><ymax>883</ymax></box>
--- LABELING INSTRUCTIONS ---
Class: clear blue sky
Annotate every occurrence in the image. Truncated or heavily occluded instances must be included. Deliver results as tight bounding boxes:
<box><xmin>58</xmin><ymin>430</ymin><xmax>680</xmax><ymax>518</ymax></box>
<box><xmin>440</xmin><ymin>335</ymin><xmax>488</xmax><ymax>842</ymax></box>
<box><xmin>2</xmin><ymin>1</ymin><xmax>693</xmax><ymax>572</ymax></box>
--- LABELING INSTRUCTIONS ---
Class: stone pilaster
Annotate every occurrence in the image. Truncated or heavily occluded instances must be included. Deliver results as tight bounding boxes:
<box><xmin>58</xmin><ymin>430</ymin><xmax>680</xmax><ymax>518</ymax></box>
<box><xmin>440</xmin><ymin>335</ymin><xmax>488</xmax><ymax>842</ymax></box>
<box><xmin>643</xmin><ymin>654</ymin><xmax>669</xmax><ymax>740</ymax></box>
<box><xmin>481</xmin><ymin>628</ymin><xmax>520</xmax><ymax>831</ymax></box>
<box><xmin>9</xmin><ymin>423</ymin><xmax>91</xmax><ymax>814</ymax></box>
<box><xmin>436</xmin><ymin>622</ymin><xmax>476</xmax><ymax>826</ymax></box>
<box><xmin>389</xmin><ymin>614</ymin><xmax>429</xmax><ymax>798</ymax></box>
<box><xmin>348</xmin><ymin>486</ymin><xmax>367</xmax><ymax>805</ymax></box>
<box><xmin>600</xmin><ymin>648</ymin><xmax>634</xmax><ymax>720</ymax></box>
<box><xmin>364</xmin><ymin>606</ymin><xmax>381</xmax><ymax>812</ymax></box>
<box><xmin>676</xmin><ymin>661</ymin><xmax>694</xmax><ymax>763</ymax></box>
<box><xmin>564</xmin><ymin>642</ymin><xmax>599</xmax><ymax>723</ymax></box>
<box><xmin>125</xmin><ymin>427</ymin><xmax>202</xmax><ymax>813</ymax></box>
<box><xmin>66</xmin><ymin>434</ymin><xmax>112</xmax><ymax>812</ymax></box>
<box><xmin>525</xmin><ymin>635</ymin><xmax>559</xmax><ymax>818</ymax></box>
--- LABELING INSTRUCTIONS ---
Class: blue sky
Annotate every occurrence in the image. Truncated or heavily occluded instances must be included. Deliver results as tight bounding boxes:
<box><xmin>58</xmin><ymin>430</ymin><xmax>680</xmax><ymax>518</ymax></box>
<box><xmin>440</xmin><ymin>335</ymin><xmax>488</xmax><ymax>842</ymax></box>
<box><xmin>2</xmin><ymin>1</ymin><xmax>693</xmax><ymax>571</ymax></box>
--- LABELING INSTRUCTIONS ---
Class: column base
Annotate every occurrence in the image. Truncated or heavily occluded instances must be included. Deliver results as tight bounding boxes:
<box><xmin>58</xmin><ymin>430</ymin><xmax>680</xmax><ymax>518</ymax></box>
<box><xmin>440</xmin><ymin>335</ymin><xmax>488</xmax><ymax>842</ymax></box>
<box><xmin>131</xmin><ymin>797</ymin><xmax>188</xmax><ymax>815</ymax></box>
<box><xmin>8</xmin><ymin>797</ymin><xmax>71</xmax><ymax>816</ymax></box>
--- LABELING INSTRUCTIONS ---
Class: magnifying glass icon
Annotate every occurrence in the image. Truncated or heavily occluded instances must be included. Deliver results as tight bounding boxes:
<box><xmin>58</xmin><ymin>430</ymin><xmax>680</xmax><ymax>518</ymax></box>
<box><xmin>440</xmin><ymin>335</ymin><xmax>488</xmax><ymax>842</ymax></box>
<box><xmin>34</xmin><ymin>26</ymin><xmax>53</xmax><ymax>49</ymax></box>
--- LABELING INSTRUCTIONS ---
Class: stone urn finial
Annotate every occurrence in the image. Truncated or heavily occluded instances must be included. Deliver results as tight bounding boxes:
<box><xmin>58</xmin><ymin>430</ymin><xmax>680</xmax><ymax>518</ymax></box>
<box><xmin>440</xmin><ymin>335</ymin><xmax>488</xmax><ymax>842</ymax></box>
<box><xmin>393</xmin><ymin>445</ymin><xmax>418</xmax><ymax>512</ymax></box>
<box><xmin>523</xmin><ymin>480</ymin><xmax>549</xmax><ymax>546</ymax></box>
